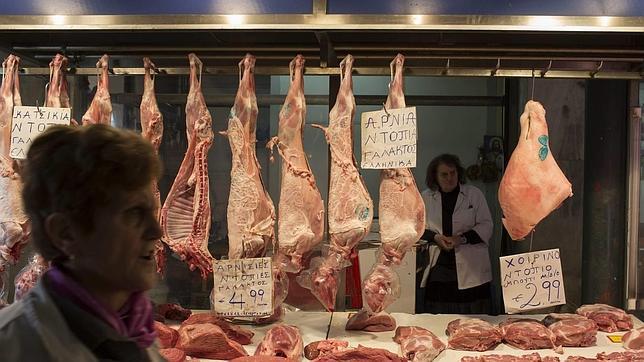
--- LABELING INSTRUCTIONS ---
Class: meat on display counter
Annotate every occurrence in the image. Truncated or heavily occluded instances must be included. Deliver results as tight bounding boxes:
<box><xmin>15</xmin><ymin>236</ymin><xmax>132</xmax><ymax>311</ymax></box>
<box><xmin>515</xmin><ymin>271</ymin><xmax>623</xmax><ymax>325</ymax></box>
<box><xmin>168</xmin><ymin>310</ymin><xmax>644</xmax><ymax>361</ymax></box>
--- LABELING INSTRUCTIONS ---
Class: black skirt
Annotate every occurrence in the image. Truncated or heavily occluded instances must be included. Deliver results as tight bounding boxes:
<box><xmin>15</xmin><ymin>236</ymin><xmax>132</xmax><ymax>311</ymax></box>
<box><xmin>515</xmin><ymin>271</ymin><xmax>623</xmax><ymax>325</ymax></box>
<box><xmin>424</xmin><ymin>281</ymin><xmax>491</xmax><ymax>314</ymax></box>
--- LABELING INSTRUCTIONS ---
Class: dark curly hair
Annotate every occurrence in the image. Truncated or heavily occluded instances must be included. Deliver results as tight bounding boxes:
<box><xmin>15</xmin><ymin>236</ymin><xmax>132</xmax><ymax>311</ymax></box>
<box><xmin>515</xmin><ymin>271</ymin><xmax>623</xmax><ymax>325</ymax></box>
<box><xmin>22</xmin><ymin>124</ymin><xmax>161</xmax><ymax>263</ymax></box>
<box><xmin>425</xmin><ymin>153</ymin><xmax>466</xmax><ymax>191</ymax></box>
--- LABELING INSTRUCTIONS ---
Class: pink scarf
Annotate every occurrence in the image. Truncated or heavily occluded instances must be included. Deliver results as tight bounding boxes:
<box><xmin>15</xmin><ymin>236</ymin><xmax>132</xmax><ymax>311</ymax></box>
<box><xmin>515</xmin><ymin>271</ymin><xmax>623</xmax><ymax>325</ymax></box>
<box><xmin>47</xmin><ymin>266</ymin><xmax>157</xmax><ymax>348</ymax></box>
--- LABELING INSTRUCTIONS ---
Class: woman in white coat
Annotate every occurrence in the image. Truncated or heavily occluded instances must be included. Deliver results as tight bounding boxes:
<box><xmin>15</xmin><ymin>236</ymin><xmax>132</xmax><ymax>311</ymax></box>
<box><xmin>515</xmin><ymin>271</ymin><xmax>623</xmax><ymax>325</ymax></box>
<box><xmin>420</xmin><ymin>154</ymin><xmax>493</xmax><ymax>314</ymax></box>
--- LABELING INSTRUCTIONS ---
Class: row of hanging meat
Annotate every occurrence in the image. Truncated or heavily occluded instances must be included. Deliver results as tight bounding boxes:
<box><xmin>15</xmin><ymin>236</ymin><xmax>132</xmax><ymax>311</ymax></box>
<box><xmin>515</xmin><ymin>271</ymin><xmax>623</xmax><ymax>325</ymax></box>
<box><xmin>0</xmin><ymin>52</ymin><xmax>572</xmax><ymax>319</ymax></box>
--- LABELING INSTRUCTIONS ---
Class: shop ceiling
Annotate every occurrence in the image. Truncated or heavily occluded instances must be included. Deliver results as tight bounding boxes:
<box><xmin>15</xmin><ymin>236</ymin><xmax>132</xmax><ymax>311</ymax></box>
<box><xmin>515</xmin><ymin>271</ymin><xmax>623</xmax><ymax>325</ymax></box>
<box><xmin>0</xmin><ymin>12</ymin><xmax>643</xmax><ymax>79</ymax></box>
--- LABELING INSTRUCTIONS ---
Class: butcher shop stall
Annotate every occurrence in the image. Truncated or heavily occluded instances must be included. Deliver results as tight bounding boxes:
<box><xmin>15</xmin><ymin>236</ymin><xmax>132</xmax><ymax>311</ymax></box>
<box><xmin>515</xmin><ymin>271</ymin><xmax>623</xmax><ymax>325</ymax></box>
<box><xmin>1</xmin><ymin>0</ymin><xmax>644</xmax><ymax>361</ymax></box>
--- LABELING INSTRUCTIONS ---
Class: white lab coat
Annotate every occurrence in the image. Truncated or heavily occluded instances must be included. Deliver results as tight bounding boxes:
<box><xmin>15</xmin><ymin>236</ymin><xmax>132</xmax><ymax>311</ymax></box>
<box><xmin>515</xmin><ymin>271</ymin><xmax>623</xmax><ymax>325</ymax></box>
<box><xmin>420</xmin><ymin>184</ymin><xmax>493</xmax><ymax>290</ymax></box>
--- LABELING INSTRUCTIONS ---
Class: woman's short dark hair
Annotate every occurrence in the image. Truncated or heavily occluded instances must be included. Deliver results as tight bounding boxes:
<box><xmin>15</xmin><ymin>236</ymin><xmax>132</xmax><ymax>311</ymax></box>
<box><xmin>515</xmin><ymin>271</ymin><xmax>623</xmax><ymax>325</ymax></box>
<box><xmin>22</xmin><ymin>124</ymin><xmax>161</xmax><ymax>263</ymax></box>
<box><xmin>425</xmin><ymin>153</ymin><xmax>466</xmax><ymax>191</ymax></box>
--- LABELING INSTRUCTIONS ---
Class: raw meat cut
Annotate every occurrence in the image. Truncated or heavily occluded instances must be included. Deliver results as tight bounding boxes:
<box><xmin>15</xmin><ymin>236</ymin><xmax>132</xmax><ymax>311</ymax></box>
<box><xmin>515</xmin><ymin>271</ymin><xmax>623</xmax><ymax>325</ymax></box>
<box><xmin>81</xmin><ymin>54</ymin><xmax>112</xmax><ymax>125</ymax></box>
<box><xmin>140</xmin><ymin>57</ymin><xmax>166</xmax><ymax>274</ymax></box>
<box><xmin>181</xmin><ymin>312</ymin><xmax>254</xmax><ymax>344</ymax></box>
<box><xmin>224</xmin><ymin>53</ymin><xmax>275</xmax><ymax>260</ymax></box>
<box><xmin>461</xmin><ymin>353</ymin><xmax>560</xmax><ymax>362</ymax></box>
<box><xmin>297</xmin><ymin>54</ymin><xmax>373</xmax><ymax>311</ymax></box>
<box><xmin>267</xmin><ymin>54</ymin><xmax>324</xmax><ymax>273</ymax></box>
<box><xmin>159</xmin><ymin>348</ymin><xmax>187</xmax><ymax>362</ymax></box>
<box><xmin>14</xmin><ymin>253</ymin><xmax>49</xmax><ymax>300</ymax></box>
<box><xmin>568</xmin><ymin>350</ymin><xmax>644</xmax><ymax>360</ymax></box>
<box><xmin>394</xmin><ymin>326</ymin><xmax>445</xmax><ymax>361</ymax></box>
<box><xmin>345</xmin><ymin>310</ymin><xmax>396</xmax><ymax>332</ymax></box>
<box><xmin>312</xmin><ymin>345</ymin><xmax>406</xmax><ymax>362</ymax></box>
<box><xmin>177</xmin><ymin>322</ymin><xmax>248</xmax><ymax>360</ymax></box>
<box><xmin>624</xmin><ymin>327</ymin><xmax>644</xmax><ymax>349</ymax></box>
<box><xmin>576</xmin><ymin>304</ymin><xmax>633</xmax><ymax>332</ymax></box>
<box><xmin>0</xmin><ymin>54</ymin><xmax>29</xmax><ymax>298</ymax></box>
<box><xmin>361</xmin><ymin>54</ymin><xmax>425</xmax><ymax>314</ymax></box>
<box><xmin>541</xmin><ymin>313</ymin><xmax>597</xmax><ymax>347</ymax></box>
<box><xmin>363</xmin><ymin>263</ymin><xmax>400</xmax><ymax>313</ymax></box>
<box><xmin>46</xmin><ymin>54</ymin><xmax>71</xmax><ymax>109</ymax></box>
<box><xmin>255</xmin><ymin>324</ymin><xmax>303</xmax><ymax>361</ymax></box>
<box><xmin>160</xmin><ymin>53</ymin><xmax>215</xmax><ymax>277</ymax></box>
<box><xmin>304</xmin><ymin>339</ymin><xmax>349</xmax><ymax>360</ymax></box>
<box><xmin>154</xmin><ymin>321</ymin><xmax>179</xmax><ymax>348</ymax></box>
<box><xmin>155</xmin><ymin>303</ymin><xmax>192</xmax><ymax>321</ymax></box>
<box><xmin>596</xmin><ymin>350</ymin><xmax>644</xmax><ymax>360</ymax></box>
<box><xmin>499</xmin><ymin>100</ymin><xmax>572</xmax><ymax>240</ymax></box>
<box><xmin>447</xmin><ymin>318</ymin><xmax>503</xmax><ymax>351</ymax></box>
<box><xmin>232</xmin><ymin>357</ymin><xmax>291</xmax><ymax>362</ymax></box>
<box><xmin>499</xmin><ymin>319</ymin><xmax>560</xmax><ymax>352</ymax></box>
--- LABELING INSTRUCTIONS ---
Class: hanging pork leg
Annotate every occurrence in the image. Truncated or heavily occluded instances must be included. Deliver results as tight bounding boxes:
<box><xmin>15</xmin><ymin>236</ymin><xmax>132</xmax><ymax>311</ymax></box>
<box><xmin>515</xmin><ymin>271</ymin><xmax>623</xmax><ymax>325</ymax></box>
<box><xmin>499</xmin><ymin>100</ymin><xmax>572</xmax><ymax>240</ymax></box>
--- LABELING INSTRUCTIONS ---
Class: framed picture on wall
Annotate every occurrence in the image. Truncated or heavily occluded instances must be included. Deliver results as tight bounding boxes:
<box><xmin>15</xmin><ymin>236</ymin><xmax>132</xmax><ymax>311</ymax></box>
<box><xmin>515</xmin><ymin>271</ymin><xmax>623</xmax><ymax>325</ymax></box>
<box><xmin>484</xmin><ymin>135</ymin><xmax>503</xmax><ymax>155</ymax></box>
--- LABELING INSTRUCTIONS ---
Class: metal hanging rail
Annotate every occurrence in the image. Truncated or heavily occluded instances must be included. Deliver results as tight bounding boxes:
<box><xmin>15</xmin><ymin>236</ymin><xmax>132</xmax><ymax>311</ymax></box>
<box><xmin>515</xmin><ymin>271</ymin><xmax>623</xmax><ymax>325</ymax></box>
<box><xmin>2</xmin><ymin>65</ymin><xmax>642</xmax><ymax>79</ymax></box>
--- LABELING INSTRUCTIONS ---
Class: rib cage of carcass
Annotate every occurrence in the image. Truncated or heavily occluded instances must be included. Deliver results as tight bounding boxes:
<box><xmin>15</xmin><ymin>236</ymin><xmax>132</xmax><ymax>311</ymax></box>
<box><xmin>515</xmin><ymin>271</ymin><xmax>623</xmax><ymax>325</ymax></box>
<box><xmin>160</xmin><ymin>53</ymin><xmax>215</xmax><ymax>278</ymax></box>
<box><xmin>267</xmin><ymin>54</ymin><xmax>325</xmax><ymax>273</ymax></box>
<box><xmin>223</xmin><ymin>53</ymin><xmax>276</xmax><ymax>260</ymax></box>
<box><xmin>140</xmin><ymin>57</ymin><xmax>166</xmax><ymax>274</ymax></box>
<box><xmin>362</xmin><ymin>53</ymin><xmax>425</xmax><ymax>314</ymax></box>
<box><xmin>0</xmin><ymin>54</ymin><xmax>29</xmax><ymax>303</ymax></box>
<box><xmin>297</xmin><ymin>54</ymin><xmax>373</xmax><ymax>311</ymax></box>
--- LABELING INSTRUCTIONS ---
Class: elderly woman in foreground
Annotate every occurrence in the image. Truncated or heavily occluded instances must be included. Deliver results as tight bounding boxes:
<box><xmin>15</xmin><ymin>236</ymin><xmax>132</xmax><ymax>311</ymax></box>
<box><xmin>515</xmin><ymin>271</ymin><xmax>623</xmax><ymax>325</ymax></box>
<box><xmin>0</xmin><ymin>124</ymin><xmax>164</xmax><ymax>361</ymax></box>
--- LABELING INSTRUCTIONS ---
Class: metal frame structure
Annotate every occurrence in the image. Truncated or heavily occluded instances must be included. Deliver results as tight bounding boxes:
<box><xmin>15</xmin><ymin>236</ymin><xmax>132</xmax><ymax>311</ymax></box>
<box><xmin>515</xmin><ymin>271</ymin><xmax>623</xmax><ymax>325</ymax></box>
<box><xmin>0</xmin><ymin>1</ymin><xmax>643</xmax><ymax>78</ymax></box>
<box><xmin>0</xmin><ymin>13</ymin><xmax>644</xmax><ymax>32</ymax></box>
<box><xmin>1</xmin><ymin>0</ymin><xmax>643</xmax><ymax>310</ymax></box>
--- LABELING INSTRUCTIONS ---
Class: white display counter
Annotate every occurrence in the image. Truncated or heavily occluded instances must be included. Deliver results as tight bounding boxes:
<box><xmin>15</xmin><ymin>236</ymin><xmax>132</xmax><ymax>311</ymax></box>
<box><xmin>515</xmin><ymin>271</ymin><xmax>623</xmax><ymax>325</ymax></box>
<box><xmin>181</xmin><ymin>311</ymin><xmax>644</xmax><ymax>361</ymax></box>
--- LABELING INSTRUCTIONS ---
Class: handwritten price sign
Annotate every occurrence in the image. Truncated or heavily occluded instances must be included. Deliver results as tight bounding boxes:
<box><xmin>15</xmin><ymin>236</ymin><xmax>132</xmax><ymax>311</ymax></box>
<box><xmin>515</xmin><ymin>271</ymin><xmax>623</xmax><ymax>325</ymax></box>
<box><xmin>10</xmin><ymin>106</ymin><xmax>71</xmax><ymax>159</ymax></box>
<box><xmin>500</xmin><ymin>248</ymin><xmax>566</xmax><ymax>314</ymax></box>
<box><xmin>212</xmin><ymin>257</ymin><xmax>273</xmax><ymax>317</ymax></box>
<box><xmin>360</xmin><ymin>106</ymin><xmax>417</xmax><ymax>169</ymax></box>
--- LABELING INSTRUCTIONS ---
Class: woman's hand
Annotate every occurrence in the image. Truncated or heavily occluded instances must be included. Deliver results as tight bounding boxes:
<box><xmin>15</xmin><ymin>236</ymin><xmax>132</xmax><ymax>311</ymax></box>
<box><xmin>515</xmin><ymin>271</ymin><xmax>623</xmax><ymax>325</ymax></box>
<box><xmin>434</xmin><ymin>234</ymin><xmax>454</xmax><ymax>251</ymax></box>
<box><xmin>446</xmin><ymin>235</ymin><xmax>466</xmax><ymax>248</ymax></box>
<box><xmin>434</xmin><ymin>235</ymin><xmax>466</xmax><ymax>250</ymax></box>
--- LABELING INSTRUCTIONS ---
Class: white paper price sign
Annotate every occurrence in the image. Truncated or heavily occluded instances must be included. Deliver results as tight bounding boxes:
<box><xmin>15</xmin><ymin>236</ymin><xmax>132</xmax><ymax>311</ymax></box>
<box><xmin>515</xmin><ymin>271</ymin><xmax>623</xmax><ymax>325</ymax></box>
<box><xmin>10</xmin><ymin>106</ymin><xmax>71</xmax><ymax>159</ymax></box>
<box><xmin>500</xmin><ymin>248</ymin><xmax>566</xmax><ymax>314</ymax></box>
<box><xmin>212</xmin><ymin>257</ymin><xmax>273</xmax><ymax>318</ymax></box>
<box><xmin>360</xmin><ymin>106</ymin><xmax>417</xmax><ymax>169</ymax></box>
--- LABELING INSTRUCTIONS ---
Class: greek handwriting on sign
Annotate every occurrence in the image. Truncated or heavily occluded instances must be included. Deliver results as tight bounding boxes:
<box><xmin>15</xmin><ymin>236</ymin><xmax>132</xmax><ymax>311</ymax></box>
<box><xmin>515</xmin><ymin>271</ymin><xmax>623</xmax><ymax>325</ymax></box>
<box><xmin>499</xmin><ymin>248</ymin><xmax>566</xmax><ymax>314</ymax></box>
<box><xmin>360</xmin><ymin>106</ymin><xmax>417</xmax><ymax>169</ymax></box>
<box><xmin>10</xmin><ymin>106</ymin><xmax>71</xmax><ymax>160</ymax></box>
<box><xmin>212</xmin><ymin>257</ymin><xmax>273</xmax><ymax>318</ymax></box>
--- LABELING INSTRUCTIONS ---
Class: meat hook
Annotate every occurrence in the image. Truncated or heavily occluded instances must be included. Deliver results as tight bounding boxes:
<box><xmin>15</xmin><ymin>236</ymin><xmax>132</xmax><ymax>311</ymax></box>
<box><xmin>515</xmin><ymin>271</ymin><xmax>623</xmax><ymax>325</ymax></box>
<box><xmin>382</xmin><ymin>102</ymin><xmax>390</xmax><ymax>117</ymax></box>
<box><xmin>541</xmin><ymin>60</ymin><xmax>553</xmax><ymax>77</ymax></box>
<box><xmin>44</xmin><ymin>82</ymin><xmax>50</xmax><ymax>106</ymax></box>
<box><xmin>590</xmin><ymin>60</ymin><xmax>604</xmax><ymax>78</ymax></box>
<box><xmin>530</xmin><ymin>69</ymin><xmax>535</xmax><ymax>101</ymax></box>
<box><xmin>238</xmin><ymin>57</ymin><xmax>244</xmax><ymax>83</ymax></box>
<box><xmin>491</xmin><ymin>58</ymin><xmax>501</xmax><ymax>76</ymax></box>
<box><xmin>442</xmin><ymin>58</ymin><xmax>451</xmax><ymax>76</ymax></box>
